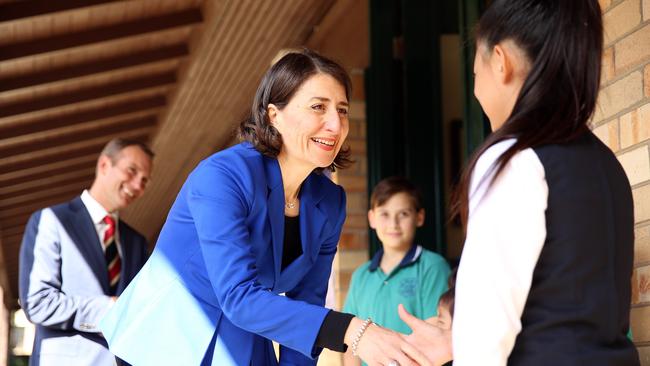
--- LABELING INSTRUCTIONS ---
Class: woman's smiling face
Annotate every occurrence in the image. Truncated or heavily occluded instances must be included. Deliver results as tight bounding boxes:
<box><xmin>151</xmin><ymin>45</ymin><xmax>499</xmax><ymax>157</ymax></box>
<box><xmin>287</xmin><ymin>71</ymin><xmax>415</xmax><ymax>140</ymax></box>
<box><xmin>269</xmin><ymin>73</ymin><xmax>350</xmax><ymax>170</ymax></box>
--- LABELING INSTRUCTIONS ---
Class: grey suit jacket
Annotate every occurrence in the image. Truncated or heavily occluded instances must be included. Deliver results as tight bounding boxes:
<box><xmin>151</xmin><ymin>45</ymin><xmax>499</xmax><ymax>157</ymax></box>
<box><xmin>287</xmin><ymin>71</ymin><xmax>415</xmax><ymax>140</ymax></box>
<box><xmin>19</xmin><ymin>196</ymin><xmax>148</xmax><ymax>366</ymax></box>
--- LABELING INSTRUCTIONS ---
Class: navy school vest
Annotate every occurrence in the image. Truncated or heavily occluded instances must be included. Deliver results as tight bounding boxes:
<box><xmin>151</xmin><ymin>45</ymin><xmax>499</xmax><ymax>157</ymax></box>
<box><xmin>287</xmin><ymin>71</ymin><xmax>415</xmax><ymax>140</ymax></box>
<box><xmin>508</xmin><ymin>132</ymin><xmax>639</xmax><ymax>365</ymax></box>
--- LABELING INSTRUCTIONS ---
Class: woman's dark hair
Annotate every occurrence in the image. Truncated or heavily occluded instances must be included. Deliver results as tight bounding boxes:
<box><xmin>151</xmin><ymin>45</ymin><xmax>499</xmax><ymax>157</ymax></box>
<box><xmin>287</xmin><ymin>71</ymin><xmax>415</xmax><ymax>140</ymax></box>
<box><xmin>451</xmin><ymin>0</ymin><xmax>603</xmax><ymax>228</ymax></box>
<box><xmin>238</xmin><ymin>48</ymin><xmax>352</xmax><ymax>172</ymax></box>
<box><xmin>370</xmin><ymin>176</ymin><xmax>423</xmax><ymax>211</ymax></box>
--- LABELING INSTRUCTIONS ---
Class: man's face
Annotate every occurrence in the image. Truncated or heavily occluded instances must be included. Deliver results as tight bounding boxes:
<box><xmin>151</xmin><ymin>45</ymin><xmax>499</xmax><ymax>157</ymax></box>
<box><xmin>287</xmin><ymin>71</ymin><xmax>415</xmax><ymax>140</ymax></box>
<box><xmin>97</xmin><ymin>146</ymin><xmax>152</xmax><ymax>211</ymax></box>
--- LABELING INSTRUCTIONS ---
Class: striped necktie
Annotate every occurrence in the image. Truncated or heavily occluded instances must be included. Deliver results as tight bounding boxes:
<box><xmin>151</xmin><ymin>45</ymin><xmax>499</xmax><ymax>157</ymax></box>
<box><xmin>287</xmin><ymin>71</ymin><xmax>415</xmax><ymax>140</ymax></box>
<box><xmin>103</xmin><ymin>215</ymin><xmax>121</xmax><ymax>295</ymax></box>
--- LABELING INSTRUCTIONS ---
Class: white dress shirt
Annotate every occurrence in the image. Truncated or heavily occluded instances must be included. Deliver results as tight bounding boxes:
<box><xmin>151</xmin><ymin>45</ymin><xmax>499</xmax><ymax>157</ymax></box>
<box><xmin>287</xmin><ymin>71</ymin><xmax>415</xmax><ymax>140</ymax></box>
<box><xmin>80</xmin><ymin>190</ymin><xmax>122</xmax><ymax>256</ymax></box>
<box><xmin>452</xmin><ymin>139</ymin><xmax>548</xmax><ymax>366</ymax></box>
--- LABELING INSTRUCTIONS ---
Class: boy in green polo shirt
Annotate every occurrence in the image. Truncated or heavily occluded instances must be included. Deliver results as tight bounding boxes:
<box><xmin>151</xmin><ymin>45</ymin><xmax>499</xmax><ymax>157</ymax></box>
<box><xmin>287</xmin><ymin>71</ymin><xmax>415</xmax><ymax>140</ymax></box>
<box><xmin>343</xmin><ymin>176</ymin><xmax>451</xmax><ymax>366</ymax></box>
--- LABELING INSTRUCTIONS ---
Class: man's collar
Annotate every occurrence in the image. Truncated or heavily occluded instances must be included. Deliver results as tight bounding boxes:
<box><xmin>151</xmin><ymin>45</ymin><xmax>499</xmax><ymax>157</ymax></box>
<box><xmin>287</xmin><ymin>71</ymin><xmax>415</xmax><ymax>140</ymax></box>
<box><xmin>368</xmin><ymin>244</ymin><xmax>423</xmax><ymax>272</ymax></box>
<box><xmin>80</xmin><ymin>190</ymin><xmax>118</xmax><ymax>224</ymax></box>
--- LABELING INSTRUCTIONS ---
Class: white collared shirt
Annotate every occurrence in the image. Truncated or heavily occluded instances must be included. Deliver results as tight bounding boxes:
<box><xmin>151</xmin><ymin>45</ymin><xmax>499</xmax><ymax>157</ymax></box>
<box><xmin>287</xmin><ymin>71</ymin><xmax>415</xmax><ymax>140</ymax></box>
<box><xmin>452</xmin><ymin>140</ymin><xmax>548</xmax><ymax>366</ymax></box>
<box><xmin>80</xmin><ymin>190</ymin><xmax>122</xmax><ymax>256</ymax></box>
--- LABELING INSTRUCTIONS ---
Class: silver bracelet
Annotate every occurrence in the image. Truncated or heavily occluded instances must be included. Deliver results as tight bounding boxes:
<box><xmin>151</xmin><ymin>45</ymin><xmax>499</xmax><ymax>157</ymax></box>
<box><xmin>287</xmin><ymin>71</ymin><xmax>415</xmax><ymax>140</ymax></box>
<box><xmin>351</xmin><ymin>317</ymin><xmax>373</xmax><ymax>356</ymax></box>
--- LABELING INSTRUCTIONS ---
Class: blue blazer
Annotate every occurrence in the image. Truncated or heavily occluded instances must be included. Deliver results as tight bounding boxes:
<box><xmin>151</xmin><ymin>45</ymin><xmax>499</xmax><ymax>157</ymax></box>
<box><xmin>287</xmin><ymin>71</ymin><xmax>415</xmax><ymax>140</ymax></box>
<box><xmin>19</xmin><ymin>197</ymin><xmax>149</xmax><ymax>366</ymax></box>
<box><xmin>100</xmin><ymin>142</ymin><xmax>347</xmax><ymax>366</ymax></box>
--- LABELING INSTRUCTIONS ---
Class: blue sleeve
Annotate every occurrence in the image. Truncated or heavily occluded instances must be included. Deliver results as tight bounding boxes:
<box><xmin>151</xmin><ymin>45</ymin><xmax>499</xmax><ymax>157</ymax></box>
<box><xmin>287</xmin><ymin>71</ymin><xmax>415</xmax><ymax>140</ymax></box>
<box><xmin>187</xmin><ymin>160</ymin><xmax>333</xmax><ymax>359</ymax></box>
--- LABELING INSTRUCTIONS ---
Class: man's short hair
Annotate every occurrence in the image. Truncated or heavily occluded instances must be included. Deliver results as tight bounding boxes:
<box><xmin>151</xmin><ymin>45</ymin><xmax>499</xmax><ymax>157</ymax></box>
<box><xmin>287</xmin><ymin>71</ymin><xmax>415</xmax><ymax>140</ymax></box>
<box><xmin>100</xmin><ymin>138</ymin><xmax>154</xmax><ymax>164</ymax></box>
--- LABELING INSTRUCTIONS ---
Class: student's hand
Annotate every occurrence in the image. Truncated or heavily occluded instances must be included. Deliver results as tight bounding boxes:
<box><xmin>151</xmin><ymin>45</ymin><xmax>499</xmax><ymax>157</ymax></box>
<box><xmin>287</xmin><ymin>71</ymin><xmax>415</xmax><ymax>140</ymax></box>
<box><xmin>344</xmin><ymin>317</ymin><xmax>417</xmax><ymax>366</ymax></box>
<box><xmin>398</xmin><ymin>304</ymin><xmax>452</xmax><ymax>366</ymax></box>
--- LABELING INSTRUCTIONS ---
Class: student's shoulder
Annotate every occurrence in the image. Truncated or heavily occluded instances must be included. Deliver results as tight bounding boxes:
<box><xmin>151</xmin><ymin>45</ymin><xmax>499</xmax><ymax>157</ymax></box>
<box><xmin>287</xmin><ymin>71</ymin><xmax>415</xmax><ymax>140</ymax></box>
<box><xmin>418</xmin><ymin>247</ymin><xmax>451</xmax><ymax>271</ymax></box>
<box><xmin>419</xmin><ymin>247</ymin><xmax>447</xmax><ymax>262</ymax></box>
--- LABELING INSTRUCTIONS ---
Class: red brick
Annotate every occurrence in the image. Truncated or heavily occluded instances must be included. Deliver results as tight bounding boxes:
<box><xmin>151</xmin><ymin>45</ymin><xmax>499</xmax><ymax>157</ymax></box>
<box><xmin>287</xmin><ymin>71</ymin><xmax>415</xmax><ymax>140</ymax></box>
<box><xmin>338</xmin><ymin>174</ymin><xmax>367</xmax><ymax>193</ymax></box>
<box><xmin>350</xmin><ymin>72</ymin><xmax>365</xmax><ymax>101</ymax></box>
<box><xmin>346</xmin><ymin>192</ymin><xmax>368</xmax><ymax>214</ymax></box>
<box><xmin>346</xmin><ymin>138</ymin><xmax>367</xmax><ymax>155</ymax></box>
<box><xmin>344</xmin><ymin>213</ymin><xmax>369</xmax><ymax>230</ymax></box>
<box><xmin>339</xmin><ymin>230</ymin><xmax>368</xmax><ymax>250</ymax></box>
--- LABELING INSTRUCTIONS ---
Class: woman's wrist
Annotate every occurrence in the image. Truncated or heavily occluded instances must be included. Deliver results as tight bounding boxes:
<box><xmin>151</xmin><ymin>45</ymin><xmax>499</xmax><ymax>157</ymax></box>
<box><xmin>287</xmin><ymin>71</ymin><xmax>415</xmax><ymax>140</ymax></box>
<box><xmin>344</xmin><ymin>317</ymin><xmax>364</xmax><ymax>345</ymax></box>
<box><xmin>344</xmin><ymin>317</ymin><xmax>374</xmax><ymax>356</ymax></box>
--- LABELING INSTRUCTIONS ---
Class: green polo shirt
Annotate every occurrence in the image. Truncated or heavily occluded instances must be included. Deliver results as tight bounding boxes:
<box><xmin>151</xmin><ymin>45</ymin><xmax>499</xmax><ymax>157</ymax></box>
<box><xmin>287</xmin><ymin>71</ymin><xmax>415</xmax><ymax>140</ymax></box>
<box><xmin>343</xmin><ymin>245</ymin><xmax>451</xmax><ymax>337</ymax></box>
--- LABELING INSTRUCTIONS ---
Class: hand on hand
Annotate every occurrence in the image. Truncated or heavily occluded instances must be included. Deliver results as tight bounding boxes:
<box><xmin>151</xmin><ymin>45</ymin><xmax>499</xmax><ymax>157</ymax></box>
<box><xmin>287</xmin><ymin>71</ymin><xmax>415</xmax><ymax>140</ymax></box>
<box><xmin>346</xmin><ymin>317</ymin><xmax>417</xmax><ymax>366</ymax></box>
<box><xmin>398</xmin><ymin>304</ymin><xmax>452</xmax><ymax>366</ymax></box>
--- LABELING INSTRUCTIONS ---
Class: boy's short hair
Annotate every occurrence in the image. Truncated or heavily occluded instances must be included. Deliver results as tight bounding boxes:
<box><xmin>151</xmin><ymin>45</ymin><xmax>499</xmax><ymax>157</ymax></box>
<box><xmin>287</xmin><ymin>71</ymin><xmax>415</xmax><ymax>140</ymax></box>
<box><xmin>370</xmin><ymin>176</ymin><xmax>423</xmax><ymax>210</ymax></box>
<box><xmin>438</xmin><ymin>268</ymin><xmax>457</xmax><ymax>317</ymax></box>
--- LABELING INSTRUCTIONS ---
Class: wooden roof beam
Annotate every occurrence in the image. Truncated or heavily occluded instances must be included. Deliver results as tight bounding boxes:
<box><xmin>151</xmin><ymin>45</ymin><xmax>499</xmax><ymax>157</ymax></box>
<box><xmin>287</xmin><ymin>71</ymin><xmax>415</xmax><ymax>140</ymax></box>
<box><xmin>0</xmin><ymin>169</ymin><xmax>96</xmax><ymax>201</ymax></box>
<box><xmin>0</xmin><ymin>156</ymin><xmax>96</xmax><ymax>188</ymax></box>
<box><xmin>0</xmin><ymin>115</ymin><xmax>158</xmax><ymax>157</ymax></box>
<box><xmin>0</xmin><ymin>72</ymin><xmax>175</xmax><ymax>119</ymax></box>
<box><xmin>0</xmin><ymin>0</ymin><xmax>118</xmax><ymax>22</ymax></box>
<box><xmin>0</xmin><ymin>95</ymin><xmax>166</xmax><ymax>139</ymax></box>
<box><xmin>0</xmin><ymin>44</ymin><xmax>189</xmax><ymax>93</ymax></box>
<box><xmin>0</xmin><ymin>181</ymin><xmax>95</xmax><ymax>212</ymax></box>
<box><xmin>0</xmin><ymin>130</ymin><xmax>150</xmax><ymax>174</ymax></box>
<box><xmin>0</xmin><ymin>8</ymin><xmax>203</xmax><ymax>62</ymax></box>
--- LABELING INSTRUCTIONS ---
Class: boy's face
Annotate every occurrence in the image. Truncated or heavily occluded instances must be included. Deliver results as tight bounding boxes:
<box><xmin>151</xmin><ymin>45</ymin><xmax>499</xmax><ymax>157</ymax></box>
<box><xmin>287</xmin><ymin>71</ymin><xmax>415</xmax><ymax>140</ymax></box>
<box><xmin>368</xmin><ymin>192</ymin><xmax>425</xmax><ymax>252</ymax></box>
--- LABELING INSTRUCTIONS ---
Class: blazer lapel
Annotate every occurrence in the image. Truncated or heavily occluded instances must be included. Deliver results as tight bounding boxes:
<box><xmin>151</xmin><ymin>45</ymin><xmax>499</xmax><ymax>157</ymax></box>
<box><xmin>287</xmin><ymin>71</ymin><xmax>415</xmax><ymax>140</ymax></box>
<box><xmin>263</xmin><ymin>156</ymin><xmax>285</xmax><ymax>289</ymax></box>
<box><xmin>299</xmin><ymin>174</ymin><xmax>328</xmax><ymax>263</ymax></box>
<box><xmin>52</xmin><ymin>197</ymin><xmax>110</xmax><ymax>294</ymax></box>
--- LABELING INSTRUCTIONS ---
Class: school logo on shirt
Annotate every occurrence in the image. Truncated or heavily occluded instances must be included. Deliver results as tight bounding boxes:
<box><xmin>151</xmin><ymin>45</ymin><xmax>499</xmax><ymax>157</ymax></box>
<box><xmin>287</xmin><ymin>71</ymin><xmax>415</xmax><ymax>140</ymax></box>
<box><xmin>398</xmin><ymin>278</ymin><xmax>417</xmax><ymax>298</ymax></box>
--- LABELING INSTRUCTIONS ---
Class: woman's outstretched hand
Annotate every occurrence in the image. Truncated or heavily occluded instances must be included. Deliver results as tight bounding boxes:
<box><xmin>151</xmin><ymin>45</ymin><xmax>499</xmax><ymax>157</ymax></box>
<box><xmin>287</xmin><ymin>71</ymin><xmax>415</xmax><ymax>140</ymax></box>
<box><xmin>398</xmin><ymin>304</ymin><xmax>453</xmax><ymax>366</ymax></box>
<box><xmin>344</xmin><ymin>317</ymin><xmax>417</xmax><ymax>366</ymax></box>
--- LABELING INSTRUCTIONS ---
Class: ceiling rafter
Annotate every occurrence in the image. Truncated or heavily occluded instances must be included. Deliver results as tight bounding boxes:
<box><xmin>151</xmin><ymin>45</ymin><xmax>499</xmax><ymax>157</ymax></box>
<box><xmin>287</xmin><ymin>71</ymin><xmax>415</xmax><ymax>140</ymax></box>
<box><xmin>0</xmin><ymin>8</ymin><xmax>203</xmax><ymax>62</ymax></box>
<box><xmin>0</xmin><ymin>0</ymin><xmax>118</xmax><ymax>22</ymax></box>
<box><xmin>0</xmin><ymin>130</ymin><xmax>150</xmax><ymax>173</ymax></box>
<box><xmin>0</xmin><ymin>95</ymin><xmax>166</xmax><ymax>139</ymax></box>
<box><xmin>0</xmin><ymin>116</ymin><xmax>158</xmax><ymax>157</ymax></box>
<box><xmin>0</xmin><ymin>156</ymin><xmax>97</xmax><ymax>188</ymax></box>
<box><xmin>0</xmin><ymin>181</ymin><xmax>96</xmax><ymax>212</ymax></box>
<box><xmin>0</xmin><ymin>72</ymin><xmax>176</xmax><ymax>119</ymax></box>
<box><xmin>0</xmin><ymin>44</ymin><xmax>189</xmax><ymax>93</ymax></box>
<box><xmin>0</xmin><ymin>169</ymin><xmax>96</xmax><ymax>200</ymax></box>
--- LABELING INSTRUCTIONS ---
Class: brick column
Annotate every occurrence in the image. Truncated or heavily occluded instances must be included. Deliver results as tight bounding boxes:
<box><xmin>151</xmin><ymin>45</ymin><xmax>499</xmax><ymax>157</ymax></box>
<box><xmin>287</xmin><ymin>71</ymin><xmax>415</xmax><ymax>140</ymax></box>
<box><xmin>593</xmin><ymin>0</ymin><xmax>650</xmax><ymax>363</ymax></box>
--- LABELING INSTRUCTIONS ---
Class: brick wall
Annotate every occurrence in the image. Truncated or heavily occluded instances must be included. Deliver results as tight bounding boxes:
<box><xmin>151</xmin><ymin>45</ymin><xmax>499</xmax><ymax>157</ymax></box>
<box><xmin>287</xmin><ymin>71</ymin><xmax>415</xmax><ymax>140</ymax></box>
<box><xmin>332</xmin><ymin>69</ymin><xmax>370</xmax><ymax>311</ymax></box>
<box><xmin>593</xmin><ymin>0</ymin><xmax>650</xmax><ymax>363</ymax></box>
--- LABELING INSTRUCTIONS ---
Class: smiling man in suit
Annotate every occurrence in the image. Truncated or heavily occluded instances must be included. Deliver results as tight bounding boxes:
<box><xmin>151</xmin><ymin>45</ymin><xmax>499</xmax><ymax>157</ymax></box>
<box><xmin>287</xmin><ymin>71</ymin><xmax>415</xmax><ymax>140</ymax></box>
<box><xmin>19</xmin><ymin>138</ymin><xmax>154</xmax><ymax>366</ymax></box>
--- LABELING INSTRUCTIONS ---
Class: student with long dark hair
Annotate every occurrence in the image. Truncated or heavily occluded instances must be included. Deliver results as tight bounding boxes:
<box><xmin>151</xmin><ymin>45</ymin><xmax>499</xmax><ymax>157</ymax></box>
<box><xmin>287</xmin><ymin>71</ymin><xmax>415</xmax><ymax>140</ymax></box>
<box><xmin>398</xmin><ymin>1</ymin><xmax>640</xmax><ymax>365</ymax></box>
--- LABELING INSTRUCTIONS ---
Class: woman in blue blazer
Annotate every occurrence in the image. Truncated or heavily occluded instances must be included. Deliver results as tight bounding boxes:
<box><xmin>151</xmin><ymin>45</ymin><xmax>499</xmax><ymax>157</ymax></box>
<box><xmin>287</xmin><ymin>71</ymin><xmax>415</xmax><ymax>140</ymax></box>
<box><xmin>100</xmin><ymin>50</ymin><xmax>415</xmax><ymax>366</ymax></box>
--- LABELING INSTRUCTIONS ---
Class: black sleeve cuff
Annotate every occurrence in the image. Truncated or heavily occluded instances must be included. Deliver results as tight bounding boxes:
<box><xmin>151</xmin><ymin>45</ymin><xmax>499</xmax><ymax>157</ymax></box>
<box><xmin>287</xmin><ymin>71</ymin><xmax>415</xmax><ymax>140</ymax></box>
<box><xmin>315</xmin><ymin>310</ymin><xmax>355</xmax><ymax>353</ymax></box>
